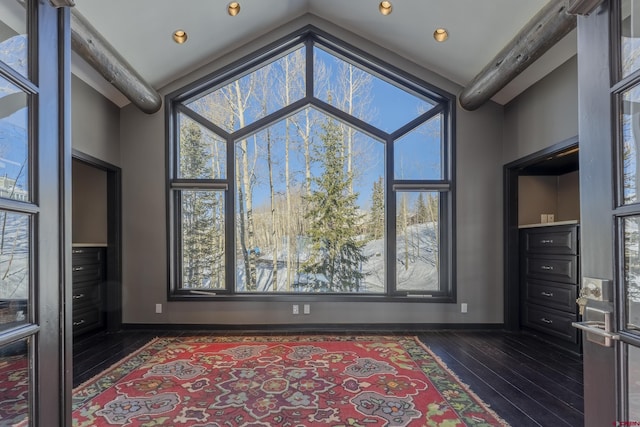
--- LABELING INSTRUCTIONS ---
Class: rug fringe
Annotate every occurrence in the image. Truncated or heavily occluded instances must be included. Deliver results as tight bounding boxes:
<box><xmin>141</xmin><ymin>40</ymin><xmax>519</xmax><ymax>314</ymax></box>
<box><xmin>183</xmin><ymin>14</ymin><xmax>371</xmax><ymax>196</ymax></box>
<box><xmin>411</xmin><ymin>336</ymin><xmax>511</xmax><ymax>427</ymax></box>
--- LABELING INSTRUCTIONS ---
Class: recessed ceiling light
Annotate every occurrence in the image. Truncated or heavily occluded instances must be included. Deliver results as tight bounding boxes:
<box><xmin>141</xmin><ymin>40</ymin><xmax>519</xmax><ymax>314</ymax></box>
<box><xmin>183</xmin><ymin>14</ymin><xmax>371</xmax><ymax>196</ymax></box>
<box><xmin>228</xmin><ymin>1</ymin><xmax>241</xmax><ymax>16</ymax></box>
<box><xmin>433</xmin><ymin>28</ymin><xmax>449</xmax><ymax>42</ymax></box>
<box><xmin>172</xmin><ymin>29</ymin><xmax>188</xmax><ymax>44</ymax></box>
<box><xmin>379</xmin><ymin>1</ymin><xmax>392</xmax><ymax>15</ymax></box>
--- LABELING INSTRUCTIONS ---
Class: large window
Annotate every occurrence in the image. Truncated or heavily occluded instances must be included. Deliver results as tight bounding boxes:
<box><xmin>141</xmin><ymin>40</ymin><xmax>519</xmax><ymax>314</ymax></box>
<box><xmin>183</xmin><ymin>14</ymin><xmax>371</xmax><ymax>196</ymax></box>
<box><xmin>168</xmin><ymin>30</ymin><xmax>455</xmax><ymax>299</ymax></box>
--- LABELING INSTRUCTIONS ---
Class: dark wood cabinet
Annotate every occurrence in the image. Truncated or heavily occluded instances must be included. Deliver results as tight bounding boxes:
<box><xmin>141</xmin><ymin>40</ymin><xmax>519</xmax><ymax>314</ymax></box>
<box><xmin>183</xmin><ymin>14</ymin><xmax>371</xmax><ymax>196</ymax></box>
<box><xmin>520</xmin><ymin>224</ymin><xmax>580</xmax><ymax>351</ymax></box>
<box><xmin>72</xmin><ymin>246</ymin><xmax>105</xmax><ymax>336</ymax></box>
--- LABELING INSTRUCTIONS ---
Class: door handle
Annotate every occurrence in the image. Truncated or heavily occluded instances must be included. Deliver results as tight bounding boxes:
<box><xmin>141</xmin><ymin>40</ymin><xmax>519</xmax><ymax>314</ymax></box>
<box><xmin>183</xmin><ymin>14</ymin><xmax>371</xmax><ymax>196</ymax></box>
<box><xmin>572</xmin><ymin>321</ymin><xmax>620</xmax><ymax>340</ymax></box>
<box><xmin>572</xmin><ymin>308</ymin><xmax>619</xmax><ymax>347</ymax></box>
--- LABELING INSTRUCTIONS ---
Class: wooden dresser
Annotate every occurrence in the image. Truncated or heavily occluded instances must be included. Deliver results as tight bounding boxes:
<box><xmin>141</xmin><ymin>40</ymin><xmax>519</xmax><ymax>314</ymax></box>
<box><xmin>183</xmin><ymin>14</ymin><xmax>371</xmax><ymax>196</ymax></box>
<box><xmin>72</xmin><ymin>246</ymin><xmax>106</xmax><ymax>336</ymax></box>
<box><xmin>520</xmin><ymin>223</ymin><xmax>580</xmax><ymax>351</ymax></box>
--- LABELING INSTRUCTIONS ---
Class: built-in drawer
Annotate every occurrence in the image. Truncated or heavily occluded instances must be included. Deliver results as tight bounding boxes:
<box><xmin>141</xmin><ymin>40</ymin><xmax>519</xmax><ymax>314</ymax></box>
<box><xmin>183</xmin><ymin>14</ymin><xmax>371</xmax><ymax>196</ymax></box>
<box><xmin>524</xmin><ymin>255</ymin><xmax>578</xmax><ymax>284</ymax></box>
<box><xmin>72</xmin><ymin>264</ymin><xmax>102</xmax><ymax>283</ymax></box>
<box><xmin>525</xmin><ymin>279</ymin><xmax>577</xmax><ymax>314</ymax></box>
<box><xmin>72</xmin><ymin>306</ymin><xmax>103</xmax><ymax>336</ymax></box>
<box><xmin>71</xmin><ymin>283</ymin><xmax>101</xmax><ymax>311</ymax></box>
<box><xmin>72</xmin><ymin>247</ymin><xmax>104</xmax><ymax>266</ymax></box>
<box><xmin>522</xmin><ymin>225</ymin><xmax>578</xmax><ymax>255</ymax></box>
<box><xmin>523</xmin><ymin>304</ymin><xmax>578</xmax><ymax>343</ymax></box>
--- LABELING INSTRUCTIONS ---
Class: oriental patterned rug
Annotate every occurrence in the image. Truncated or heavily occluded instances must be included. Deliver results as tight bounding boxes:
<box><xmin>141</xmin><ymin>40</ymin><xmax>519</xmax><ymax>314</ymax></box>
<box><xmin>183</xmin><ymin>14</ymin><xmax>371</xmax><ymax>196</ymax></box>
<box><xmin>72</xmin><ymin>335</ymin><xmax>508</xmax><ymax>426</ymax></box>
<box><xmin>0</xmin><ymin>354</ymin><xmax>28</xmax><ymax>426</ymax></box>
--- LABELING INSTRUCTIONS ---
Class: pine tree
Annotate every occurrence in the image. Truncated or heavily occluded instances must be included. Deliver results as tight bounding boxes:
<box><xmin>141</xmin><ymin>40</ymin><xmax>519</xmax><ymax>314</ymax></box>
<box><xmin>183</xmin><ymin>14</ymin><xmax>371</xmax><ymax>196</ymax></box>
<box><xmin>303</xmin><ymin>119</ymin><xmax>368</xmax><ymax>292</ymax></box>
<box><xmin>370</xmin><ymin>176</ymin><xmax>384</xmax><ymax>239</ymax></box>
<box><xmin>180</xmin><ymin>121</ymin><xmax>223</xmax><ymax>288</ymax></box>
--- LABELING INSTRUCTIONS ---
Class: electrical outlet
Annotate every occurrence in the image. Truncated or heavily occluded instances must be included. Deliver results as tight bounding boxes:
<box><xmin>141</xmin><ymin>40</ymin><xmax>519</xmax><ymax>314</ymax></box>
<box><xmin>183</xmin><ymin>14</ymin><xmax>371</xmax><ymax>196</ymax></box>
<box><xmin>303</xmin><ymin>304</ymin><xmax>310</xmax><ymax>314</ymax></box>
<box><xmin>155</xmin><ymin>303</ymin><xmax>162</xmax><ymax>314</ymax></box>
<box><xmin>461</xmin><ymin>303</ymin><xmax>468</xmax><ymax>313</ymax></box>
<box><xmin>292</xmin><ymin>304</ymin><xmax>299</xmax><ymax>315</ymax></box>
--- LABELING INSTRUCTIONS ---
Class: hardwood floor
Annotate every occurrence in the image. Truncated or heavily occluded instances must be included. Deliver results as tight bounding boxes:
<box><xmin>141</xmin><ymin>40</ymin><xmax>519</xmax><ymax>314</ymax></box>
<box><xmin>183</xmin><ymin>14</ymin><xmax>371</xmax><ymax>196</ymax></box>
<box><xmin>73</xmin><ymin>330</ymin><xmax>583</xmax><ymax>426</ymax></box>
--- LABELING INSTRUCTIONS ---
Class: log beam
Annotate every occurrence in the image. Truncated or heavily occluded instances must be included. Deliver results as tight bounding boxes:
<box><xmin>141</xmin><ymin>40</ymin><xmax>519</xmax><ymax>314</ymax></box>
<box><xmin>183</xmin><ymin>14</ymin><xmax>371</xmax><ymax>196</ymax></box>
<box><xmin>459</xmin><ymin>0</ymin><xmax>576</xmax><ymax>111</ymax></box>
<box><xmin>567</xmin><ymin>0</ymin><xmax>605</xmax><ymax>16</ymax></box>
<box><xmin>49</xmin><ymin>0</ymin><xmax>75</xmax><ymax>7</ymax></box>
<box><xmin>70</xmin><ymin>9</ymin><xmax>162</xmax><ymax>114</ymax></box>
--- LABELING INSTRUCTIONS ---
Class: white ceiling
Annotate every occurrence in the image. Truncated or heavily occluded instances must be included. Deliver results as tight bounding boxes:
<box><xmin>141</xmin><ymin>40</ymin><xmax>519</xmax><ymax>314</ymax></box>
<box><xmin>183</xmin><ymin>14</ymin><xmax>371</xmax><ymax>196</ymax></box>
<box><xmin>72</xmin><ymin>0</ymin><xmax>577</xmax><ymax>108</ymax></box>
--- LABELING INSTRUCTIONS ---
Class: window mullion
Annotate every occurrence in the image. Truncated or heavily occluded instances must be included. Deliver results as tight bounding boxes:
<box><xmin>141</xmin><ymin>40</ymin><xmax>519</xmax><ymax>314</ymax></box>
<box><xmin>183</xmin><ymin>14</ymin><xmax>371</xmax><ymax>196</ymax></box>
<box><xmin>171</xmin><ymin>180</ymin><xmax>229</xmax><ymax>191</ymax></box>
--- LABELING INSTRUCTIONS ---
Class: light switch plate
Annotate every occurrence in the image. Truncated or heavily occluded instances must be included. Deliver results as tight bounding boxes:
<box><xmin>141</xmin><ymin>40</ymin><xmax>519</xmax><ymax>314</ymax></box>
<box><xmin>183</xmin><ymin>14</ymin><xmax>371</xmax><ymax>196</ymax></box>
<box><xmin>581</xmin><ymin>277</ymin><xmax>611</xmax><ymax>302</ymax></box>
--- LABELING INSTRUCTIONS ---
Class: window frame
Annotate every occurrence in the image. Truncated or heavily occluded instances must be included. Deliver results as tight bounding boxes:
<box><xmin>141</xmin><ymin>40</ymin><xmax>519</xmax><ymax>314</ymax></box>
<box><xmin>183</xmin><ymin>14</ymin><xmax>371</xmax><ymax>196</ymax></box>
<box><xmin>166</xmin><ymin>26</ymin><xmax>456</xmax><ymax>302</ymax></box>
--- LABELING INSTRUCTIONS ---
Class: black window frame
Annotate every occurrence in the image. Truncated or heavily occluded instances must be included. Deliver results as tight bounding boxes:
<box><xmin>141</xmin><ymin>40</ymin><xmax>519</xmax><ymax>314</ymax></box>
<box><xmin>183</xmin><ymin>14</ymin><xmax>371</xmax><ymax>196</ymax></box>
<box><xmin>166</xmin><ymin>26</ymin><xmax>456</xmax><ymax>302</ymax></box>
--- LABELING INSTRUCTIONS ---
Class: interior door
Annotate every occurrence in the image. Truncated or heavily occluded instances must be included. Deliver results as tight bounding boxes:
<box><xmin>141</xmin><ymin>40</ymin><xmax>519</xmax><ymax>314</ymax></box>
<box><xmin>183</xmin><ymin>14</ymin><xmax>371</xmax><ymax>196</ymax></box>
<box><xmin>575</xmin><ymin>1</ymin><xmax>640</xmax><ymax>426</ymax></box>
<box><xmin>0</xmin><ymin>1</ymin><xmax>70</xmax><ymax>425</ymax></box>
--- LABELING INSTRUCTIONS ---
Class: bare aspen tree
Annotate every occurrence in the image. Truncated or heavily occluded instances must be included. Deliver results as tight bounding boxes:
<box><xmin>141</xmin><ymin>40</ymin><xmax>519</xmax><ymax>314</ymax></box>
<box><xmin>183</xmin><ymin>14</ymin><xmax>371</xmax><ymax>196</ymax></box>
<box><xmin>336</xmin><ymin>62</ymin><xmax>373</xmax><ymax>194</ymax></box>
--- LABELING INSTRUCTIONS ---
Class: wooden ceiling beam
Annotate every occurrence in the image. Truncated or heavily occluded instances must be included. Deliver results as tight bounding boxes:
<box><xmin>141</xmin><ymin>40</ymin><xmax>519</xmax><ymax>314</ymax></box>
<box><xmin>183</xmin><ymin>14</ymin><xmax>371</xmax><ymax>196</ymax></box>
<box><xmin>70</xmin><ymin>9</ymin><xmax>162</xmax><ymax>114</ymax></box>
<box><xmin>459</xmin><ymin>0</ymin><xmax>576</xmax><ymax>111</ymax></box>
<box><xmin>49</xmin><ymin>0</ymin><xmax>76</xmax><ymax>7</ymax></box>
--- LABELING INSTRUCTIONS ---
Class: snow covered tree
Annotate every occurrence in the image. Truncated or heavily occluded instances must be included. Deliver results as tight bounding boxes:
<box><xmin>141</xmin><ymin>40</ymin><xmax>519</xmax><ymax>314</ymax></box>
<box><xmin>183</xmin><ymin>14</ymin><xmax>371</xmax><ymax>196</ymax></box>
<box><xmin>370</xmin><ymin>176</ymin><xmax>384</xmax><ymax>239</ymax></box>
<box><xmin>303</xmin><ymin>119</ymin><xmax>368</xmax><ymax>292</ymax></box>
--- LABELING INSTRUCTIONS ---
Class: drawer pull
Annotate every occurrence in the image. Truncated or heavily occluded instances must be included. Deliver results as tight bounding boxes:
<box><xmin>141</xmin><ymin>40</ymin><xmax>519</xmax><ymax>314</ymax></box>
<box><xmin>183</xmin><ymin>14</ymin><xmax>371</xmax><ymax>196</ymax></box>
<box><xmin>540</xmin><ymin>291</ymin><xmax>554</xmax><ymax>297</ymax></box>
<box><xmin>72</xmin><ymin>266</ymin><xmax>84</xmax><ymax>272</ymax></box>
<box><xmin>73</xmin><ymin>319</ymin><xmax>85</xmax><ymax>327</ymax></box>
<box><xmin>541</xmin><ymin>318</ymin><xmax>553</xmax><ymax>324</ymax></box>
<box><xmin>72</xmin><ymin>293</ymin><xmax>85</xmax><ymax>300</ymax></box>
<box><xmin>540</xmin><ymin>265</ymin><xmax>554</xmax><ymax>271</ymax></box>
<box><xmin>540</xmin><ymin>239</ymin><xmax>554</xmax><ymax>244</ymax></box>
<box><xmin>72</xmin><ymin>249</ymin><xmax>84</xmax><ymax>254</ymax></box>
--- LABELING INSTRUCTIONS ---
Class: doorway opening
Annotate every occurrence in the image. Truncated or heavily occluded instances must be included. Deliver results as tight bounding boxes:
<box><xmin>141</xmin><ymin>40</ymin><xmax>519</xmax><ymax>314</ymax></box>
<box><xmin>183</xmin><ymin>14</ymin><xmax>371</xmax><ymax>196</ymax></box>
<box><xmin>71</xmin><ymin>151</ymin><xmax>122</xmax><ymax>334</ymax></box>
<box><xmin>503</xmin><ymin>136</ymin><xmax>580</xmax><ymax>336</ymax></box>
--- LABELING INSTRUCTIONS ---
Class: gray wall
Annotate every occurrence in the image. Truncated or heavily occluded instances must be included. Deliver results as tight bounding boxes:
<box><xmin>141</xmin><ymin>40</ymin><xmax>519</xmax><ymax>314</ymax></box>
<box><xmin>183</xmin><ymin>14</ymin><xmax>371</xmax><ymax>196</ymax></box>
<box><xmin>518</xmin><ymin>171</ymin><xmax>580</xmax><ymax>225</ymax></box>
<box><xmin>72</xmin><ymin>159</ymin><xmax>107</xmax><ymax>244</ymax></box>
<box><xmin>72</xmin><ymin>75</ymin><xmax>121</xmax><ymax>166</ymax></box>
<box><xmin>119</xmin><ymin>14</ymin><xmax>505</xmax><ymax>325</ymax></box>
<box><xmin>558</xmin><ymin>171</ymin><xmax>580</xmax><ymax>221</ymax></box>
<box><xmin>503</xmin><ymin>56</ymin><xmax>578</xmax><ymax>164</ymax></box>
<box><xmin>518</xmin><ymin>176</ymin><xmax>558</xmax><ymax>225</ymax></box>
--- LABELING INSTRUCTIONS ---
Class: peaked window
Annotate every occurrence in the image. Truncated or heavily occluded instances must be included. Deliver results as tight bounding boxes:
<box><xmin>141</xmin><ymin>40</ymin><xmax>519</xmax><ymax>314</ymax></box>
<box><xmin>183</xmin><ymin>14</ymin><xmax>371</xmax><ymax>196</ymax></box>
<box><xmin>168</xmin><ymin>29</ymin><xmax>455</xmax><ymax>300</ymax></box>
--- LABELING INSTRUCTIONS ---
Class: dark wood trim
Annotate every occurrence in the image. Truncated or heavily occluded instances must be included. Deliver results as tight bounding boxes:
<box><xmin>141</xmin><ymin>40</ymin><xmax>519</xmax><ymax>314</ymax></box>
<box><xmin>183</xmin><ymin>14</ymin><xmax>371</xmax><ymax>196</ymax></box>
<box><xmin>71</xmin><ymin>150</ymin><xmax>122</xmax><ymax>332</ymax></box>
<box><xmin>503</xmin><ymin>136</ymin><xmax>579</xmax><ymax>331</ymax></box>
<box><xmin>121</xmin><ymin>322</ymin><xmax>504</xmax><ymax>332</ymax></box>
<box><xmin>59</xmin><ymin>5</ymin><xmax>72</xmax><ymax>426</ymax></box>
<box><xmin>36</xmin><ymin>1</ymin><xmax>64</xmax><ymax>423</ymax></box>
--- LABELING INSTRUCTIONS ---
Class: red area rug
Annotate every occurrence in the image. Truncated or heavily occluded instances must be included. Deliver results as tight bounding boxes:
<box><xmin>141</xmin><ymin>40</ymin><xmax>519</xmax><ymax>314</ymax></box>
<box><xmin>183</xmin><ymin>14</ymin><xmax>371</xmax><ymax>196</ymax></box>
<box><xmin>72</xmin><ymin>335</ymin><xmax>508</xmax><ymax>426</ymax></box>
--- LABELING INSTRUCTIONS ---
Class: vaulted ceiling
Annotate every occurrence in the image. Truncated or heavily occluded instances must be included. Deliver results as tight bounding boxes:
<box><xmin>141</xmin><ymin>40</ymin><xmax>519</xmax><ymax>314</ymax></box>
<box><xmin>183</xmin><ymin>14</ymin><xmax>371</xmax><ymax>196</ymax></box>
<box><xmin>72</xmin><ymin>0</ymin><xmax>577</xmax><ymax>108</ymax></box>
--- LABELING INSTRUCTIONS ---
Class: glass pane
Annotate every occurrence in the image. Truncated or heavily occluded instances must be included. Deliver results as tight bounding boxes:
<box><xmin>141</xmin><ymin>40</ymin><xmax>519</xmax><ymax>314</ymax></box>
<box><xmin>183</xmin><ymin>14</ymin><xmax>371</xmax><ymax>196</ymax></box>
<box><xmin>0</xmin><ymin>1</ymin><xmax>28</xmax><ymax>78</ymax></box>
<box><xmin>622</xmin><ymin>0</ymin><xmax>640</xmax><ymax>79</ymax></box>
<box><xmin>396</xmin><ymin>192</ymin><xmax>440</xmax><ymax>292</ymax></box>
<box><xmin>625</xmin><ymin>217</ymin><xmax>640</xmax><ymax>333</ymax></box>
<box><xmin>180</xmin><ymin>190</ymin><xmax>225</xmax><ymax>289</ymax></box>
<box><xmin>622</xmin><ymin>85</ymin><xmax>640</xmax><ymax>205</ymax></box>
<box><xmin>0</xmin><ymin>76</ymin><xmax>28</xmax><ymax>202</ymax></box>
<box><xmin>0</xmin><ymin>211</ymin><xmax>29</xmax><ymax>330</ymax></box>
<box><xmin>235</xmin><ymin>107</ymin><xmax>385</xmax><ymax>293</ymax></box>
<box><xmin>314</xmin><ymin>47</ymin><xmax>435</xmax><ymax>134</ymax></box>
<box><xmin>178</xmin><ymin>113</ymin><xmax>226</xmax><ymax>179</ymax></box>
<box><xmin>0</xmin><ymin>338</ymin><xmax>29</xmax><ymax>425</ymax></box>
<box><xmin>394</xmin><ymin>114</ymin><xmax>442</xmax><ymax>180</ymax></box>
<box><xmin>186</xmin><ymin>46</ymin><xmax>306</xmax><ymax>133</ymax></box>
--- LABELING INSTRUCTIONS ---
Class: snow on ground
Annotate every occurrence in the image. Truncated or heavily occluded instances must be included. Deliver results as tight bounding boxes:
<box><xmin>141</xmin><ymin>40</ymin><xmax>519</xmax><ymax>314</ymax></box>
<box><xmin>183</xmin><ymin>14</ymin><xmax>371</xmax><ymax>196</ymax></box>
<box><xmin>236</xmin><ymin>222</ymin><xmax>438</xmax><ymax>293</ymax></box>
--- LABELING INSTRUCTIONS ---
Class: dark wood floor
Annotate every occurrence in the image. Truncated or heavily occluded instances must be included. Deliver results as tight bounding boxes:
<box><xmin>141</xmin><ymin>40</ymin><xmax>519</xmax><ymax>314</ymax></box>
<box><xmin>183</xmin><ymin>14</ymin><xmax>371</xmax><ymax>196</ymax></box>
<box><xmin>73</xmin><ymin>330</ymin><xmax>583</xmax><ymax>426</ymax></box>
